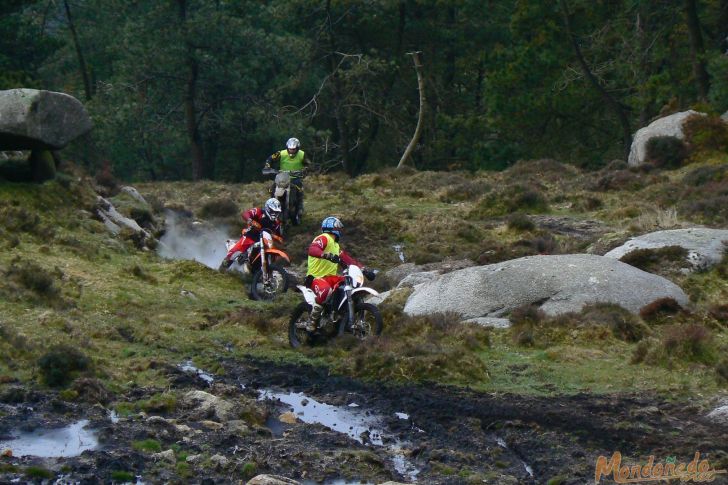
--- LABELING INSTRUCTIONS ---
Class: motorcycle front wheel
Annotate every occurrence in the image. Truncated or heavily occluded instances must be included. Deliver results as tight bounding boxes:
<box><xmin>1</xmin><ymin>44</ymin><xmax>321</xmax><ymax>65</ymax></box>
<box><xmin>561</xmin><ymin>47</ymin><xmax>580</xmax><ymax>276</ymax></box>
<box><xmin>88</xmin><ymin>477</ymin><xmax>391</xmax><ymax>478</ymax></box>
<box><xmin>250</xmin><ymin>264</ymin><xmax>289</xmax><ymax>301</ymax></box>
<box><xmin>289</xmin><ymin>302</ymin><xmax>314</xmax><ymax>348</ymax></box>
<box><xmin>339</xmin><ymin>302</ymin><xmax>383</xmax><ymax>339</ymax></box>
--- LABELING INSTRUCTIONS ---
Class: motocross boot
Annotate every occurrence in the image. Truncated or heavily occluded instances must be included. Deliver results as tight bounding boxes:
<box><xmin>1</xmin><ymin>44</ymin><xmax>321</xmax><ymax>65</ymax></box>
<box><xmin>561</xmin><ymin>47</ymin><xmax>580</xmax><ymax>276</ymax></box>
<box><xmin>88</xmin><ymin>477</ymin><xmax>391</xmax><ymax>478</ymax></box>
<box><xmin>218</xmin><ymin>259</ymin><xmax>232</xmax><ymax>272</ymax></box>
<box><xmin>306</xmin><ymin>303</ymin><xmax>323</xmax><ymax>331</ymax></box>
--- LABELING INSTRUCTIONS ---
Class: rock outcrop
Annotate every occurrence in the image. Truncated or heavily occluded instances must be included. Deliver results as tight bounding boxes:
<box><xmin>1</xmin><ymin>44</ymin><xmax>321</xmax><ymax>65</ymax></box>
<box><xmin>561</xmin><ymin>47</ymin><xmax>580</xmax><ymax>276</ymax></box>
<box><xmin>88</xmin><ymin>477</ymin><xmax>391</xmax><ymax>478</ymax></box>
<box><xmin>0</xmin><ymin>89</ymin><xmax>92</xmax><ymax>182</ymax></box>
<box><xmin>0</xmin><ymin>89</ymin><xmax>92</xmax><ymax>149</ymax></box>
<box><xmin>403</xmin><ymin>254</ymin><xmax>689</xmax><ymax>319</ymax></box>
<box><xmin>628</xmin><ymin>110</ymin><xmax>704</xmax><ymax>167</ymax></box>
<box><xmin>384</xmin><ymin>259</ymin><xmax>475</xmax><ymax>288</ymax></box>
<box><xmin>604</xmin><ymin>228</ymin><xmax>728</xmax><ymax>271</ymax></box>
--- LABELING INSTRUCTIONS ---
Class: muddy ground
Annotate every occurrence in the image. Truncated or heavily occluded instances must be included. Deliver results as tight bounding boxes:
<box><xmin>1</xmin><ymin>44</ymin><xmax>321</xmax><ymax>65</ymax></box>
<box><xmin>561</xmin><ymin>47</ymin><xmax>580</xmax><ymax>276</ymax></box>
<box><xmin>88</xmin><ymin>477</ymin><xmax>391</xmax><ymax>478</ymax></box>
<box><xmin>1</xmin><ymin>358</ymin><xmax>727</xmax><ymax>484</ymax></box>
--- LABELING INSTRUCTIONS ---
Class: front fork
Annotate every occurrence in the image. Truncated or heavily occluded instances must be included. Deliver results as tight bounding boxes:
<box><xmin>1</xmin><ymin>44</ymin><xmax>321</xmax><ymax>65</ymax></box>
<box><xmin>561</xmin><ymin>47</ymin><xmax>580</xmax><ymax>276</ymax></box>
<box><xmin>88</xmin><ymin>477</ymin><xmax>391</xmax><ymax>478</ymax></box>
<box><xmin>344</xmin><ymin>276</ymin><xmax>354</xmax><ymax>330</ymax></box>
<box><xmin>260</xmin><ymin>240</ymin><xmax>268</xmax><ymax>283</ymax></box>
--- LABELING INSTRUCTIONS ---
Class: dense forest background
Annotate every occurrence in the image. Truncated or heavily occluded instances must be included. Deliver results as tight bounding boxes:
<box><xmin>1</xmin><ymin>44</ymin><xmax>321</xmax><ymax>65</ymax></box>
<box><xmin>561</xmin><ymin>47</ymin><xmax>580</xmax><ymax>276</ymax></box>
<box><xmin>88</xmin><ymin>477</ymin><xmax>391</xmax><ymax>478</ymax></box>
<box><xmin>2</xmin><ymin>0</ymin><xmax>727</xmax><ymax>181</ymax></box>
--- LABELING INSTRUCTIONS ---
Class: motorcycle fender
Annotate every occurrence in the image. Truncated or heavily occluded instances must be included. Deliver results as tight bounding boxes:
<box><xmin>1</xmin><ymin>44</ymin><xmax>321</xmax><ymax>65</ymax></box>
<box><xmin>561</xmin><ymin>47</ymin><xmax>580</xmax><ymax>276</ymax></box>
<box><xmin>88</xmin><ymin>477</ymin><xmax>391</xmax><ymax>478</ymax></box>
<box><xmin>296</xmin><ymin>285</ymin><xmax>317</xmax><ymax>307</ymax></box>
<box><xmin>265</xmin><ymin>248</ymin><xmax>290</xmax><ymax>263</ymax></box>
<box><xmin>337</xmin><ymin>287</ymin><xmax>380</xmax><ymax>311</ymax></box>
<box><xmin>274</xmin><ymin>187</ymin><xmax>286</xmax><ymax>198</ymax></box>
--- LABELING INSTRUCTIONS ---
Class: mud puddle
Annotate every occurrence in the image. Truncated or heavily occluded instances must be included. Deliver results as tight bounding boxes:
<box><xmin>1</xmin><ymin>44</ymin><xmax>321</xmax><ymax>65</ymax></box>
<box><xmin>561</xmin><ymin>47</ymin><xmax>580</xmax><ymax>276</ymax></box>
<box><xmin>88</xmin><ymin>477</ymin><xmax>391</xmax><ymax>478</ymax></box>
<box><xmin>0</xmin><ymin>420</ymin><xmax>99</xmax><ymax>458</ymax></box>
<box><xmin>1</xmin><ymin>358</ymin><xmax>727</xmax><ymax>484</ymax></box>
<box><xmin>260</xmin><ymin>389</ymin><xmax>420</xmax><ymax>481</ymax></box>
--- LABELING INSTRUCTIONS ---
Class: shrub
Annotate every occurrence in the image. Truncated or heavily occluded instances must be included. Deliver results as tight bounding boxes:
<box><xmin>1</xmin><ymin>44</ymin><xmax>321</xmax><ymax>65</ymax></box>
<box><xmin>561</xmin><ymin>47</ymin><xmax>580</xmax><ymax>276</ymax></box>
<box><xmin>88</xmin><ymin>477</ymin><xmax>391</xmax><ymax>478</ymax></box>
<box><xmin>661</xmin><ymin>324</ymin><xmax>716</xmax><ymax>364</ymax></box>
<box><xmin>645</xmin><ymin>136</ymin><xmax>688</xmax><ymax>169</ymax></box>
<box><xmin>574</xmin><ymin>196</ymin><xmax>603</xmax><ymax>211</ymax></box>
<box><xmin>683</xmin><ymin>114</ymin><xmax>728</xmax><ymax>154</ymax></box>
<box><xmin>683</xmin><ymin>164</ymin><xmax>728</xmax><ymax>186</ymax></box>
<box><xmin>130</xmin><ymin>207</ymin><xmax>155</xmax><ymax>229</ymax></box>
<box><xmin>619</xmin><ymin>246</ymin><xmax>688</xmax><ymax>274</ymax></box>
<box><xmin>580</xmin><ymin>303</ymin><xmax>648</xmax><ymax>342</ymax></box>
<box><xmin>708</xmin><ymin>304</ymin><xmax>728</xmax><ymax>324</ymax></box>
<box><xmin>439</xmin><ymin>180</ymin><xmax>491</xmax><ymax>203</ymax></box>
<box><xmin>509</xmin><ymin>304</ymin><xmax>545</xmax><ymax>346</ymax></box>
<box><xmin>0</xmin><ymin>204</ymin><xmax>42</xmax><ymax>236</ymax></box>
<box><xmin>508</xmin><ymin>188</ymin><xmax>549</xmax><ymax>213</ymax></box>
<box><xmin>590</xmin><ymin>170</ymin><xmax>645</xmax><ymax>192</ymax></box>
<box><xmin>507</xmin><ymin>213</ymin><xmax>535</xmax><ymax>232</ymax></box>
<box><xmin>110</xmin><ymin>471</ymin><xmax>135</xmax><ymax>482</ymax></box>
<box><xmin>717</xmin><ymin>357</ymin><xmax>728</xmax><ymax>384</ymax></box>
<box><xmin>639</xmin><ymin>297</ymin><xmax>683</xmax><ymax>322</ymax></box>
<box><xmin>94</xmin><ymin>160</ymin><xmax>118</xmax><ymax>194</ymax></box>
<box><xmin>38</xmin><ymin>345</ymin><xmax>91</xmax><ymax>387</ymax></box>
<box><xmin>198</xmin><ymin>198</ymin><xmax>239</xmax><ymax>219</ymax></box>
<box><xmin>132</xmin><ymin>439</ymin><xmax>162</xmax><ymax>453</ymax></box>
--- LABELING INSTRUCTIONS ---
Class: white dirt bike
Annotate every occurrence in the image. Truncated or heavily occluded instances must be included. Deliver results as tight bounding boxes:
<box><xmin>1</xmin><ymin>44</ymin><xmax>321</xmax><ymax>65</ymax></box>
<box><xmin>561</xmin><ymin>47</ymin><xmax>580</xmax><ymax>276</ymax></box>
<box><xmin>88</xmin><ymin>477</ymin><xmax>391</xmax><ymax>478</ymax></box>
<box><xmin>262</xmin><ymin>167</ymin><xmax>305</xmax><ymax>227</ymax></box>
<box><xmin>288</xmin><ymin>265</ymin><xmax>382</xmax><ymax>348</ymax></box>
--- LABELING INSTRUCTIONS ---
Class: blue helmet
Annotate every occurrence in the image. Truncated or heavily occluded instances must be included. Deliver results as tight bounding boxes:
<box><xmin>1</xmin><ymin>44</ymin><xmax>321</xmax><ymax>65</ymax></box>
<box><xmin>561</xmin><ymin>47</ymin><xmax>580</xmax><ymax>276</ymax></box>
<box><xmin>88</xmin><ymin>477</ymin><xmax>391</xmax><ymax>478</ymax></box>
<box><xmin>321</xmin><ymin>216</ymin><xmax>343</xmax><ymax>238</ymax></box>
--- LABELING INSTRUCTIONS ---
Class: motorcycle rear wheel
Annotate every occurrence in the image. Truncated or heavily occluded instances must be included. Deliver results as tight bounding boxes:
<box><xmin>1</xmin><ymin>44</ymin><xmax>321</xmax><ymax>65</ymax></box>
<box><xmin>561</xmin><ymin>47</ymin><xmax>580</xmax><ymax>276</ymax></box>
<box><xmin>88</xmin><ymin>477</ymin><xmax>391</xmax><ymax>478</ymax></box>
<box><xmin>339</xmin><ymin>302</ymin><xmax>383</xmax><ymax>339</ymax></box>
<box><xmin>251</xmin><ymin>264</ymin><xmax>288</xmax><ymax>301</ymax></box>
<box><xmin>289</xmin><ymin>302</ymin><xmax>314</xmax><ymax>348</ymax></box>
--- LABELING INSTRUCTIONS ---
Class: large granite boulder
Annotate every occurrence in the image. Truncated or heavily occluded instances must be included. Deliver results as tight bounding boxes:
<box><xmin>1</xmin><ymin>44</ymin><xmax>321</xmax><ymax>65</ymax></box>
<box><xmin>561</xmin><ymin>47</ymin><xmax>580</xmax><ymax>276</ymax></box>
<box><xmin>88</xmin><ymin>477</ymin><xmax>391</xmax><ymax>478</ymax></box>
<box><xmin>604</xmin><ymin>228</ymin><xmax>728</xmax><ymax>271</ymax></box>
<box><xmin>403</xmin><ymin>254</ymin><xmax>688</xmax><ymax>319</ymax></box>
<box><xmin>628</xmin><ymin>110</ymin><xmax>704</xmax><ymax>167</ymax></box>
<box><xmin>0</xmin><ymin>89</ymin><xmax>92</xmax><ymax>150</ymax></box>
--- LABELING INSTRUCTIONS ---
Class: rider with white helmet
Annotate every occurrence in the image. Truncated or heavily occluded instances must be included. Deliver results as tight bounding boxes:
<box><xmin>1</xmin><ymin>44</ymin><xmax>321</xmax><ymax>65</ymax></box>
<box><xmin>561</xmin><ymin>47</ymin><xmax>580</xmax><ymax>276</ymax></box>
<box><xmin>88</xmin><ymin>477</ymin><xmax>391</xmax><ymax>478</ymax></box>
<box><xmin>219</xmin><ymin>198</ymin><xmax>283</xmax><ymax>270</ymax></box>
<box><xmin>264</xmin><ymin>137</ymin><xmax>310</xmax><ymax>224</ymax></box>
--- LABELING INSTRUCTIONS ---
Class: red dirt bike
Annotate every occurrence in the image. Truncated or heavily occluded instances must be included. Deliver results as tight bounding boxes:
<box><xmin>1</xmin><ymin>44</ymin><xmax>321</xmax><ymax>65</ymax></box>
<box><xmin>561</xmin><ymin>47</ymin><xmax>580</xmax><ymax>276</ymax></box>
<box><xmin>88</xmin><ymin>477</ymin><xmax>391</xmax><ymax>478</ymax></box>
<box><xmin>224</xmin><ymin>229</ymin><xmax>290</xmax><ymax>301</ymax></box>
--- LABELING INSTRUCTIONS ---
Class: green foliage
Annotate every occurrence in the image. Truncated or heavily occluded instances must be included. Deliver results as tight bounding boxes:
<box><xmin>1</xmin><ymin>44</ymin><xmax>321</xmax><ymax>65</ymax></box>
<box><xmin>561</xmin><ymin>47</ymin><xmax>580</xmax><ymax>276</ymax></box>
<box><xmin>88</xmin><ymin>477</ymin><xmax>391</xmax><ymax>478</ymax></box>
<box><xmin>38</xmin><ymin>345</ymin><xmax>91</xmax><ymax>387</ymax></box>
<box><xmin>132</xmin><ymin>439</ymin><xmax>162</xmax><ymax>453</ymax></box>
<box><xmin>240</xmin><ymin>462</ymin><xmax>257</xmax><ymax>479</ymax></box>
<box><xmin>683</xmin><ymin>115</ymin><xmax>728</xmax><ymax>154</ymax></box>
<box><xmin>137</xmin><ymin>393</ymin><xmax>177</xmax><ymax>414</ymax></box>
<box><xmin>110</xmin><ymin>471</ymin><xmax>135</xmax><ymax>482</ymax></box>
<box><xmin>645</xmin><ymin>136</ymin><xmax>688</xmax><ymax>169</ymax></box>
<box><xmin>24</xmin><ymin>466</ymin><xmax>53</xmax><ymax>480</ymax></box>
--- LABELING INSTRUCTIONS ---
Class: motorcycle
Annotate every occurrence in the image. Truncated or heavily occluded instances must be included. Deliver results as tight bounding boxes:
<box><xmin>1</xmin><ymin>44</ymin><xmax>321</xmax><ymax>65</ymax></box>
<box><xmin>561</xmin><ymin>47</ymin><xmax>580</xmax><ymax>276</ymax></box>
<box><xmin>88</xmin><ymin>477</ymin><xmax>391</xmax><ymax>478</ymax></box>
<box><xmin>262</xmin><ymin>167</ymin><xmax>305</xmax><ymax>227</ymax></box>
<box><xmin>288</xmin><ymin>265</ymin><xmax>382</xmax><ymax>348</ymax></box>
<box><xmin>224</xmin><ymin>229</ymin><xmax>290</xmax><ymax>301</ymax></box>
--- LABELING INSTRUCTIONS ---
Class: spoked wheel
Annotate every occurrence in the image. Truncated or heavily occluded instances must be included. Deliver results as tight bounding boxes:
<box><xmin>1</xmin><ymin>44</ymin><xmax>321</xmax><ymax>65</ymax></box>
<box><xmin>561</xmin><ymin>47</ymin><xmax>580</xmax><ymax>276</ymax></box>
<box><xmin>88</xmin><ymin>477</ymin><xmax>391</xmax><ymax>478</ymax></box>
<box><xmin>251</xmin><ymin>264</ymin><xmax>288</xmax><ymax>301</ymax></box>
<box><xmin>289</xmin><ymin>302</ymin><xmax>315</xmax><ymax>348</ymax></box>
<box><xmin>339</xmin><ymin>302</ymin><xmax>383</xmax><ymax>340</ymax></box>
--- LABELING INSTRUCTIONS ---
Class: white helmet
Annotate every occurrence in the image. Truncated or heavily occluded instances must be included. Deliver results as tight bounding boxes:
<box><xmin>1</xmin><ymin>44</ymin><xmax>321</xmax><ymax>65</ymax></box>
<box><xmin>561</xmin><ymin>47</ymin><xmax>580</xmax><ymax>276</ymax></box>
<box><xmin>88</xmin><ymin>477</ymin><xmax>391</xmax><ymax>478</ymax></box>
<box><xmin>286</xmin><ymin>137</ymin><xmax>300</xmax><ymax>150</ymax></box>
<box><xmin>264</xmin><ymin>198</ymin><xmax>282</xmax><ymax>220</ymax></box>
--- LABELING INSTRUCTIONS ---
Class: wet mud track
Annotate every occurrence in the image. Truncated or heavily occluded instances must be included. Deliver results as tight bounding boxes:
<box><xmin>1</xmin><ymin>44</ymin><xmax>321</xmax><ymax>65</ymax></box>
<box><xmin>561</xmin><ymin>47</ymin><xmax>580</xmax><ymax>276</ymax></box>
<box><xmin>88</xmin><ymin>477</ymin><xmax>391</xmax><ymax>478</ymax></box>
<box><xmin>0</xmin><ymin>357</ymin><xmax>726</xmax><ymax>484</ymax></box>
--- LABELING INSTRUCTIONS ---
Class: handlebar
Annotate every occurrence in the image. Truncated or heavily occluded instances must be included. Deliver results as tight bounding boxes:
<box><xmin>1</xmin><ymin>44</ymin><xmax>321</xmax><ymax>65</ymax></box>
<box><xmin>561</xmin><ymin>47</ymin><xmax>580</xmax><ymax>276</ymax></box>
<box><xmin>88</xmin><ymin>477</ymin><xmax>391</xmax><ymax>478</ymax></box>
<box><xmin>261</xmin><ymin>168</ymin><xmax>306</xmax><ymax>178</ymax></box>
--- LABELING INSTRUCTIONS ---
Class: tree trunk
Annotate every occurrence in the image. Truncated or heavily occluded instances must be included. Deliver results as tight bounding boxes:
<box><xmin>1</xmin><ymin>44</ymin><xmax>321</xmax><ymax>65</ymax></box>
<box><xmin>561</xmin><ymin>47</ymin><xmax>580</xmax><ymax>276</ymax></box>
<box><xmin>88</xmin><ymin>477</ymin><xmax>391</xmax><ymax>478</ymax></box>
<box><xmin>350</xmin><ymin>0</ymin><xmax>407</xmax><ymax>174</ymax></box>
<box><xmin>326</xmin><ymin>0</ymin><xmax>350</xmax><ymax>174</ymax></box>
<box><xmin>559</xmin><ymin>0</ymin><xmax>632</xmax><ymax>160</ymax></box>
<box><xmin>178</xmin><ymin>0</ymin><xmax>206</xmax><ymax>180</ymax></box>
<box><xmin>684</xmin><ymin>0</ymin><xmax>710</xmax><ymax>100</ymax></box>
<box><xmin>63</xmin><ymin>0</ymin><xmax>92</xmax><ymax>100</ymax></box>
<box><xmin>397</xmin><ymin>52</ymin><xmax>425</xmax><ymax>170</ymax></box>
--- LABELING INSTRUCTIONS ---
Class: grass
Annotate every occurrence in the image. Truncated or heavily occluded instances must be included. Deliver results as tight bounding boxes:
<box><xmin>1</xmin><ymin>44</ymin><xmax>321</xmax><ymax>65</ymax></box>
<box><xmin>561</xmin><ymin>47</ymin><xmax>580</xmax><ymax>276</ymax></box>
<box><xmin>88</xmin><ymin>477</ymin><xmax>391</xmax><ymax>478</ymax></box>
<box><xmin>0</xmin><ymin>160</ymin><xmax>727</xmax><ymax>403</ymax></box>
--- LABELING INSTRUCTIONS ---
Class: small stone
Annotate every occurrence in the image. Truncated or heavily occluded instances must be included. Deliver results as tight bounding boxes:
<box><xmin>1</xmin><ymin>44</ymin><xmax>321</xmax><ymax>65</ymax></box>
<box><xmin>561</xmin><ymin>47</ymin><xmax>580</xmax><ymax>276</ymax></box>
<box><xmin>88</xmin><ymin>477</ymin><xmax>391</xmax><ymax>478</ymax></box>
<box><xmin>279</xmin><ymin>412</ymin><xmax>298</xmax><ymax>424</ymax></box>
<box><xmin>152</xmin><ymin>449</ymin><xmax>176</xmax><ymax>464</ymax></box>
<box><xmin>186</xmin><ymin>454</ymin><xmax>202</xmax><ymax>464</ymax></box>
<box><xmin>200</xmin><ymin>420</ymin><xmax>223</xmax><ymax>430</ymax></box>
<box><xmin>209</xmin><ymin>454</ymin><xmax>228</xmax><ymax>468</ymax></box>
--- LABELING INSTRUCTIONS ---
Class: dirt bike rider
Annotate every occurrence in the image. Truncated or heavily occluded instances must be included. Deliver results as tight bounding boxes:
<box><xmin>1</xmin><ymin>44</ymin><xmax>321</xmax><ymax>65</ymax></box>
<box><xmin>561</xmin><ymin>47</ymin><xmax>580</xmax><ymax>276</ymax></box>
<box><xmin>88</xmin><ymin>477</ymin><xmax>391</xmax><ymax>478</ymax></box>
<box><xmin>305</xmin><ymin>216</ymin><xmax>376</xmax><ymax>326</ymax></box>
<box><xmin>219</xmin><ymin>198</ymin><xmax>283</xmax><ymax>270</ymax></box>
<box><xmin>263</xmin><ymin>137</ymin><xmax>309</xmax><ymax>219</ymax></box>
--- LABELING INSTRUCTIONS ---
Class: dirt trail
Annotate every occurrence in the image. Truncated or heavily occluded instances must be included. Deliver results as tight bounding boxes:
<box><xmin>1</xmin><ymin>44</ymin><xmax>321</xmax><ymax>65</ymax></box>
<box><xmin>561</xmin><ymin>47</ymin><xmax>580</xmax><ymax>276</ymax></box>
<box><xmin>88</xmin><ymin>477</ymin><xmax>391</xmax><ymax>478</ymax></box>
<box><xmin>0</xmin><ymin>358</ymin><xmax>726</xmax><ymax>484</ymax></box>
